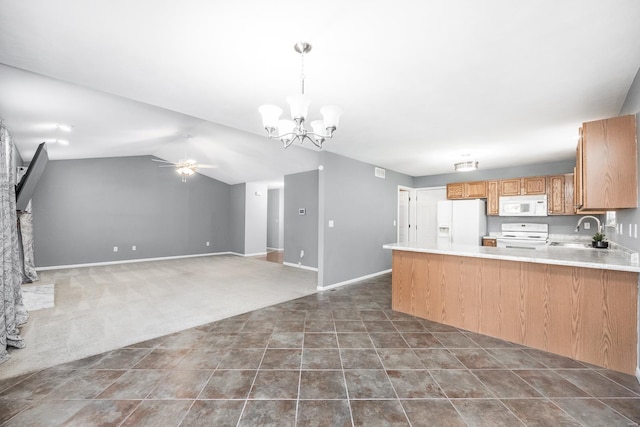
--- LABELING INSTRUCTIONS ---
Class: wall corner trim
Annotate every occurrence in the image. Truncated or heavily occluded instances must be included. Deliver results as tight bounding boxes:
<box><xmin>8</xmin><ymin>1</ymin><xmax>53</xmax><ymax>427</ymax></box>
<box><xmin>35</xmin><ymin>252</ymin><xmax>234</xmax><ymax>271</ymax></box>
<box><xmin>283</xmin><ymin>262</ymin><xmax>319</xmax><ymax>272</ymax></box>
<box><xmin>317</xmin><ymin>269</ymin><xmax>392</xmax><ymax>291</ymax></box>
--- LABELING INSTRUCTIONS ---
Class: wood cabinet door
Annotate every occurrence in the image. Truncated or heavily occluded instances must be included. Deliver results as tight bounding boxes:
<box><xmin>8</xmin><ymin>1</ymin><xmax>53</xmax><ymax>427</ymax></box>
<box><xmin>482</xmin><ymin>238</ymin><xmax>497</xmax><ymax>247</ymax></box>
<box><xmin>582</xmin><ymin>115</ymin><xmax>637</xmax><ymax>209</ymax></box>
<box><xmin>465</xmin><ymin>181</ymin><xmax>487</xmax><ymax>198</ymax></box>
<box><xmin>499</xmin><ymin>179</ymin><xmax>521</xmax><ymax>196</ymax></box>
<box><xmin>564</xmin><ymin>173</ymin><xmax>575</xmax><ymax>214</ymax></box>
<box><xmin>575</xmin><ymin>133</ymin><xmax>584</xmax><ymax>209</ymax></box>
<box><xmin>522</xmin><ymin>176</ymin><xmax>546</xmax><ymax>195</ymax></box>
<box><xmin>487</xmin><ymin>181</ymin><xmax>499</xmax><ymax>215</ymax></box>
<box><xmin>547</xmin><ymin>175</ymin><xmax>565</xmax><ymax>214</ymax></box>
<box><xmin>446</xmin><ymin>183</ymin><xmax>465</xmax><ymax>199</ymax></box>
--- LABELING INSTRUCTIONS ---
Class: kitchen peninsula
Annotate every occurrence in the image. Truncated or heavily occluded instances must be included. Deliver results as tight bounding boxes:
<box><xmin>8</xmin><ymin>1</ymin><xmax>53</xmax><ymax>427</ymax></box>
<box><xmin>383</xmin><ymin>241</ymin><xmax>639</xmax><ymax>375</ymax></box>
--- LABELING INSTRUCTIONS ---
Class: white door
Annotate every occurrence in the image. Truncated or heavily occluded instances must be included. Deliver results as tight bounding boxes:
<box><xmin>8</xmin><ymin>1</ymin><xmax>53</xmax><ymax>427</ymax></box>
<box><xmin>398</xmin><ymin>189</ymin><xmax>410</xmax><ymax>242</ymax></box>
<box><xmin>416</xmin><ymin>187</ymin><xmax>447</xmax><ymax>243</ymax></box>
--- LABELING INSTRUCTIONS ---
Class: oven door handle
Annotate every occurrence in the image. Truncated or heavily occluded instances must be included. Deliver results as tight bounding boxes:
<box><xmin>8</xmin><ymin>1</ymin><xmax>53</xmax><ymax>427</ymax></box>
<box><xmin>504</xmin><ymin>245</ymin><xmax>537</xmax><ymax>250</ymax></box>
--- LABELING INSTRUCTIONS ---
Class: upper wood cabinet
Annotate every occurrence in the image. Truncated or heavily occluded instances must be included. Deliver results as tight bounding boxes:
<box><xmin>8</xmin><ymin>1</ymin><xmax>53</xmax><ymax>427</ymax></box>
<box><xmin>446</xmin><ymin>181</ymin><xmax>487</xmax><ymax>199</ymax></box>
<box><xmin>499</xmin><ymin>179</ymin><xmax>521</xmax><ymax>196</ymax></box>
<box><xmin>547</xmin><ymin>175</ymin><xmax>565</xmax><ymax>215</ymax></box>
<box><xmin>499</xmin><ymin>176</ymin><xmax>546</xmax><ymax>196</ymax></box>
<box><xmin>547</xmin><ymin>174</ymin><xmax>577</xmax><ymax>215</ymax></box>
<box><xmin>487</xmin><ymin>180</ymin><xmax>499</xmax><ymax>215</ymax></box>
<box><xmin>522</xmin><ymin>176</ymin><xmax>547</xmax><ymax>195</ymax></box>
<box><xmin>576</xmin><ymin>115</ymin><xmax>638</xmax><ymax>210</ymax></box>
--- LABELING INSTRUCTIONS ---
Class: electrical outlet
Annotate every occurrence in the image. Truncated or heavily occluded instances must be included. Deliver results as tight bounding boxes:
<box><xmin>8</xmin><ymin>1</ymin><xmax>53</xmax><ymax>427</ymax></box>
<box><xmin>300</xmin><ymin>250</ymin><xmax>304</xmax><ymax>258</ymax></box>
<box><xmin>393</xmin><ymin>220</ymin><xmax>397</xmax><ymax>226</ymax></box>
<box><xmin>206</xmin><ymin>241</ymin><xmax>210</xmax><ymax>246</ymax></box>
<box><xmin>113</xmin><ymin>246</ymin><xmax>118</xmax><ymax>252</ymax></box>
<box><xmin>328</xmin><ymin>220</ymin><xmax>334</xmax><ymax>228</ymax></box>
<box><xmin>583</xmin><ymin>222</ymin><xmax>590</xmax><ymax>230</ymax></box>
<box><xmin>132</xmin><ymin>245</ymin><xmax>136</xmax><ymax>251</ymax></box>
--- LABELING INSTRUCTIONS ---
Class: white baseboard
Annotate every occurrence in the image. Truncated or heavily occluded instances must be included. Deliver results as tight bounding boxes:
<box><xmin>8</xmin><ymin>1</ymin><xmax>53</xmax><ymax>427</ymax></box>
<box><xmin>317</xmin><ymin>269</ymin><xmax>392</xmax><ymax>291</ymax></box>
<box><xmin>245</xmin><ymin>251</ymin><xmax>268</xmax><ymax>257</ymax></box>
<box><xmin>35</xmin><ymin>252</ymin><xmax>235</xmax><ymax>271</ymax></box>
<box><xmin>283</xmin><ymin>262</ymin><xmax>318</xmax><ymax>272</ymax></box>
<box><xmin>267</xmin><ymin>247</ymin><xmax>284</xmax><ymax>251</ymax></box>
<box><xmin>227</xmin><ymin>251</ymin><xmax>269</xmax><ymax>258</ymax></box>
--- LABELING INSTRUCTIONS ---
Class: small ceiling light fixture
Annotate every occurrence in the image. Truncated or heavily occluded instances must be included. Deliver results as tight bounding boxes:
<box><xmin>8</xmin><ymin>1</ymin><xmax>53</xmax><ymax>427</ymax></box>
<box><xmin>259</xmin><ymin>42</ymin><xmax>342</xmax><ymax>149</ymax></box>
<box><xmin>454</xmin><ymin>155</ymin><xmax>479</xmax><ymax>172</ymax></box>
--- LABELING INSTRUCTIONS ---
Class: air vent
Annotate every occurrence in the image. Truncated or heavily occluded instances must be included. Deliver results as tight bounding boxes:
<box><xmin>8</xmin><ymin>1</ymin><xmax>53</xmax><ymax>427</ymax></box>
<box><xmin>374</xmin><ymin>167</ymin><xmax>386</xmax><ymax>179</ymax></box>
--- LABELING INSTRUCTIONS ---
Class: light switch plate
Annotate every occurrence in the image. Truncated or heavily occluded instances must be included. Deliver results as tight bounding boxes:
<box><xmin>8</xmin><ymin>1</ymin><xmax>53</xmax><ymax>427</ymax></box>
<box><xmin>328</xmin><ymin>220</ymin><xmax>334</xmax><ymax>228</ymax></box>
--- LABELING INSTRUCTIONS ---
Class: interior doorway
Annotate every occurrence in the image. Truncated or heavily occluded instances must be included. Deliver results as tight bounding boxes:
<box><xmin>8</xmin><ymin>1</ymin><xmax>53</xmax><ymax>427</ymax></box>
<box><xmin>264</xmin><ymin>186</ymin><xmax>284</xmax><ymax>264</ymax></box>
<box><xmin>415</xmin><ymin>187</ymin><xmax>447</xmax><ymax>243</ymax></box>
<box><xmin>397</xmin><ymin>186</ymin><xmax>416</xmax><ymax>242</ymax></box>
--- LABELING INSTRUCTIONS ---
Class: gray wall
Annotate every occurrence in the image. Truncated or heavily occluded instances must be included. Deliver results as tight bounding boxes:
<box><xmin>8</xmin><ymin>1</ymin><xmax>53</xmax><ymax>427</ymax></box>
<box><xmin>244</xmin><ymin>182</ymin><xmax>268</xmax><ymax>255</ymax></box>
<box><xmin>611</xmin><ymin>68</ymin><xmax>640</xmax><ymax>253</ymax></box>
<box><xmin>32</xmin><ymin>155</ymin><xmax>231</xmax><ymax>267</ymax></box>
<box><xmin>267</xmin><ymin>188</ymin><xmax>283</xmax><ymax>249</ymax></box>
<box><xmin>318</xmin><ymin>152</ymin><xmax>414</xmax><ymax>287</ymax></box>
<box><xmin>229</xmin><ymin>183</ymin><xmax>246</xmax><ymax>254</ymax></box>
<box><xmin>414</xmin><ymin>160</ymin><xmax>601</xmax><ymax>237</ymax></box>
<box><xmin>284</xmin><ymin>170</ymin><xmax>319</xmax><ymax>268</ymax></box>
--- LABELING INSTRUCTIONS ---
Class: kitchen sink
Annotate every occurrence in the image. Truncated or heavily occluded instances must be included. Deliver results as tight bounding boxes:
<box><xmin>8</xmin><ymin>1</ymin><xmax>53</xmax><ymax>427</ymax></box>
<box><xmin>547</xmin><ymin>241</ymin><xmax>594</xmax><ymax>249</ymax></box>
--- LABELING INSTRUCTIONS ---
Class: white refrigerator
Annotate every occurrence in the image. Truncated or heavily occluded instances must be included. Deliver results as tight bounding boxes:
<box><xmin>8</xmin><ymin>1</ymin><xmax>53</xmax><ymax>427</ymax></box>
<box><xmin>437</xmin><ymin>199</ymin><xmax>487</xmax><ymax>246</ymax></box>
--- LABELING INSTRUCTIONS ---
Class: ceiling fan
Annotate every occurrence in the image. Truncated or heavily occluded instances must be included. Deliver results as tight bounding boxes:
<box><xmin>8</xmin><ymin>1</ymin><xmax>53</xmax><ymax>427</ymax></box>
<box><xmin>152</xmin><ymin>157</ymin><xmax>217</xmax><ymax>182</ymax></box>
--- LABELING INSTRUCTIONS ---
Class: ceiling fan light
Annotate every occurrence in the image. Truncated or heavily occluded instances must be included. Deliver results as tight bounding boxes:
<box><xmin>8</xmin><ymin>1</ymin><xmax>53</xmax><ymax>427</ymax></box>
<box><xmin>258</xmin><ymin>105</ymin><xmax>283</xmax><ymax>129</ymax></box>
<box><xmin>177</xmin><ymin>167</ymin><xmax>195</xmax><ymax>176</ymax></box>
<box><xmin>286</xmin><ymin>94</ymin><xmax>311</xmax><ymax>120</ymax></box>
<box><xmin>454</xmin><ymin>161</ymin><xmax>479</xmax><ymax>172</ymax></box>
<box><xmin>320</xmin><ymin>105</ymin><xmax>342</xmax><ymax>130</ymax></box>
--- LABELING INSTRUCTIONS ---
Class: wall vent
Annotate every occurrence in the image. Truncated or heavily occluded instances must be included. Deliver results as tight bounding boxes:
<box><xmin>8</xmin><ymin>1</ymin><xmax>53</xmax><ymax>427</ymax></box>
<box><xmin>374</xmin><ymin>167</ymin><xmax>386</xmax><ymax>179</ymax></box>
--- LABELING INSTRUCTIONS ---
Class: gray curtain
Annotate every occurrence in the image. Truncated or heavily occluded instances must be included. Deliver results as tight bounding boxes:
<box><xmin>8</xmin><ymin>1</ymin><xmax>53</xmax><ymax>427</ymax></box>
<box><xmin>16</xmin><ymin>166</ymin><xmax>38</xmax><ymax>282</ymax></box>
<box><xmin>1</xmin><ymin>124</ymin><xmax>28</xmax><ymax>365</ymax></box>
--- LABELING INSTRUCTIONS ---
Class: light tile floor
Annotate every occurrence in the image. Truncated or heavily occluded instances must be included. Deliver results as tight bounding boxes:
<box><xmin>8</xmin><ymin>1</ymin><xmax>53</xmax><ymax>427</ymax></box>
<box><xmin>1</xmin><ymin>274</ymin><xmax>639</xmax><ymax>426</ymax></box>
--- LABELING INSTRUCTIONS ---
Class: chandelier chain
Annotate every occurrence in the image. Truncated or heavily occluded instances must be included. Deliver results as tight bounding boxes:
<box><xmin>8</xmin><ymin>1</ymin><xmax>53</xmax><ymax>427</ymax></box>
<box><xmin>300</xmin><ymin>50</ymin><xmax>305</xmax><ymax>95</ymax></box>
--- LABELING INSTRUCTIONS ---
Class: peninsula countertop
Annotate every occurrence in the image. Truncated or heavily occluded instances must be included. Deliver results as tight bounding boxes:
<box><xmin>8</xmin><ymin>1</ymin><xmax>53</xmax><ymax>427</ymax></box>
<box><xmin>383</xmin><ymin>241</ymin><xmax>640</xmax><ymax>273</ymax></box>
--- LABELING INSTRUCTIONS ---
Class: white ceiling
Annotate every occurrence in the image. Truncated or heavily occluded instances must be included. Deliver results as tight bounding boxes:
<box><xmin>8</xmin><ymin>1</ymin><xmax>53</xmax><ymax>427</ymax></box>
<box><xmin>1</xmin><ymin>0</ymin><xmax>639</xmax><ymax>185</ymax></box>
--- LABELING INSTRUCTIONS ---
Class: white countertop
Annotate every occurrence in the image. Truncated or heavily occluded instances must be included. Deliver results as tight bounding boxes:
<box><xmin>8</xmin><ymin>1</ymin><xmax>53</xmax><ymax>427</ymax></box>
<box><xmin>383</xmin><ymin>241</ymin><xmax>640</xmax><ymax>273</ymax></box>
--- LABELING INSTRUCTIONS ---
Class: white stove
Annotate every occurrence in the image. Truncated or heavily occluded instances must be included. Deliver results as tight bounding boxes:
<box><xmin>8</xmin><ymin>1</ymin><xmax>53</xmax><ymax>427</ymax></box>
<box><xmin>495</xmin><ymin>223</ymin><xmax>549</xmax><ymax>250</ymax></box>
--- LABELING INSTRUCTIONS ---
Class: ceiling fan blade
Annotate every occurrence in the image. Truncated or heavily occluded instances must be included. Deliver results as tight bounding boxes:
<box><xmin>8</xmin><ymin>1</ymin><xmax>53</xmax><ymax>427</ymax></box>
<box><xmin>152</xmin><ymin>158</ymin><xmax>175</xmax><ymax>164</ymax></box>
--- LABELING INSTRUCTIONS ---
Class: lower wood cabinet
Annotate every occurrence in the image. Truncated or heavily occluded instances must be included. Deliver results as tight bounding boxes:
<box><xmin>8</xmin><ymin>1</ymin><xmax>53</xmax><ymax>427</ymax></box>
<box><xmin>391</xmin><ymin>250</ymin><xmax>638</xmax><ymax>374</ymax></box>
<box><xmin>482</xmin><ymin>237</ymin><xmax>497</xmax><ymax>247</ymax></box>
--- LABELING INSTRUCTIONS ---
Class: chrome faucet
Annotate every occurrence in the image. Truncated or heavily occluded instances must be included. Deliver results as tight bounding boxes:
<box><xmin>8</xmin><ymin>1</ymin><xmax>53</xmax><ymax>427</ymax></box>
<box><xmin>575</xmin><ymin>216</ymin><xmax>602</xmax><ymax>234</ymax></box>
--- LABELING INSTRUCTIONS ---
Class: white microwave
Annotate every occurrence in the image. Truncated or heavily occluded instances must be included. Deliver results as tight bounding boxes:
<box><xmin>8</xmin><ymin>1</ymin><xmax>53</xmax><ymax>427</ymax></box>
<box><xmin>499</xmin><ymin>195</ymin><xmax>548</xmax><ymax>216</ymax></box>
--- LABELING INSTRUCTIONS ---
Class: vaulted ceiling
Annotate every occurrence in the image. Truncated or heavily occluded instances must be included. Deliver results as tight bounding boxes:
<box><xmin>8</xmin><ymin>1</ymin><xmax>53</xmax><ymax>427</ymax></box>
<box><xmin>1</xmin><ymin>0</ymin><xmax>639</xmax><ymax>184</ymax></box>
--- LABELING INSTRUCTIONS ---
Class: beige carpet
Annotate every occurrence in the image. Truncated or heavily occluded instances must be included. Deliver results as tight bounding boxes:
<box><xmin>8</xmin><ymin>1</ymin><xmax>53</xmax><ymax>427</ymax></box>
<box><xmin>0</xmin><ymin>254</ymin><xmax>317</xmax><ymax>380</ymax></box>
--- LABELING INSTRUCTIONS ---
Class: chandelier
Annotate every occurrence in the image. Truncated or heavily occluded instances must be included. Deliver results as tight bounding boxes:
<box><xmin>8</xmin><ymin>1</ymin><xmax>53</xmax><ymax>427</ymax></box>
<box><xmin>259</xmin><ymin>42</ymin><xmax>342</xmax><ymax>149</ymax></box>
